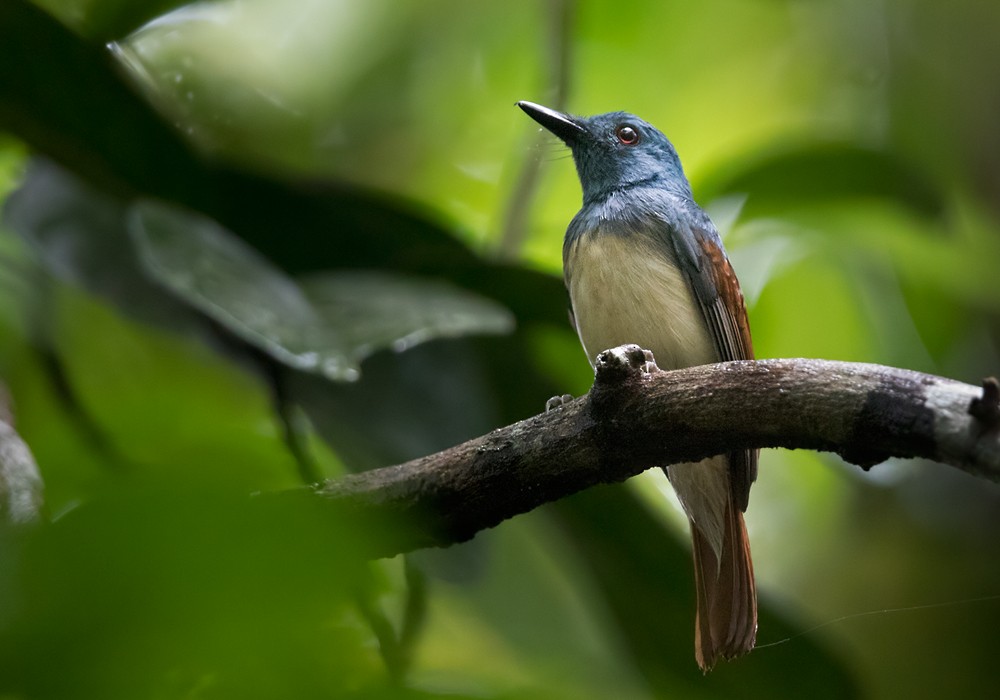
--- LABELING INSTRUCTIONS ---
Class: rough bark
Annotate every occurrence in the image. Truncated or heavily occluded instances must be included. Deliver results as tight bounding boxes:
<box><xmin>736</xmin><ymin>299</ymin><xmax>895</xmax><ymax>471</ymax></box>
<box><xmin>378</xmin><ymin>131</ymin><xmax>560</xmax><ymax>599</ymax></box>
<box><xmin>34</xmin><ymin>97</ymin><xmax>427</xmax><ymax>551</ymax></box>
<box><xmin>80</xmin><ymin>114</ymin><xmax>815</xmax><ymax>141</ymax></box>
<box><xmin>0</xmin><ymin>386</ymin><xmax>44</xmax><ymax>524</ymax></box>
<box><xmin>312</xmin><ymin>346</ymin><xmax>1000</xmax><ymax>558</ymax></box>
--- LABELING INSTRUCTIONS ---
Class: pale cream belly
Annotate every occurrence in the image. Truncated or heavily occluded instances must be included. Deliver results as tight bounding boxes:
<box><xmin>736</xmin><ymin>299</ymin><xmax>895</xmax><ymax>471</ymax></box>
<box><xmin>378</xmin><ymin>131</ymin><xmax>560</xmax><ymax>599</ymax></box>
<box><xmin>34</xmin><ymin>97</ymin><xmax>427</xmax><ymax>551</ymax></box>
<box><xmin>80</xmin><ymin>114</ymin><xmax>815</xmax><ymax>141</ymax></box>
<box><xmin>566</xmin><ymin>231</ymin><xmax>729</xmax><ymax>560</ymax></box>
<box><xmin>566</xmin><ymin>233</ymin><xmax>717</xmax><ymax>369</ymax></box>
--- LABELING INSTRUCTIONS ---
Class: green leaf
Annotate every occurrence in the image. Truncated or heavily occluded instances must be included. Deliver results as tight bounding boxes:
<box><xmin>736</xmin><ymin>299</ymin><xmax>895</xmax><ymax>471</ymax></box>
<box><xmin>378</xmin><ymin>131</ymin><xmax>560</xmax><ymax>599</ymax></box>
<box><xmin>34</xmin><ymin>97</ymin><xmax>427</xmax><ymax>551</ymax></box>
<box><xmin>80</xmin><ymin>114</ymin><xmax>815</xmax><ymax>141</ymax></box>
<box><xmin>0</xmin><ymin>1</ymin><xmax>479</xmax><ymax>278</ymax></box>
<box><xmin>0</xmin><ymin>2</ymin><xmax>568</xmax><ymax>328</ymax></box>
<box><xmin>0</xmin><ymin>481</ymin><xmax>385</xmax><ymax>699</ymax></box>
<box><xmin>129</xmin><ymin>200</ymin><xmax>515</xmax><ymax>381</ymax></box>
<box><xmin>698</xmin><ymin>144</ymin><xmax>944</xmax><ymax>220</ymax></box>
<box><xmin>0</xmin><ymin>1</ymin><xmax>211</xmax><ymax>202</ymax></box>
<box><xmin>300</xmin><ymin>272</ymin><xmax>516</xmax><ymax>360</ymax></box>
<box><xmin>2</xmin><ymin>160</ymin><xmax>201</xmax><ymax>332</ymax></box>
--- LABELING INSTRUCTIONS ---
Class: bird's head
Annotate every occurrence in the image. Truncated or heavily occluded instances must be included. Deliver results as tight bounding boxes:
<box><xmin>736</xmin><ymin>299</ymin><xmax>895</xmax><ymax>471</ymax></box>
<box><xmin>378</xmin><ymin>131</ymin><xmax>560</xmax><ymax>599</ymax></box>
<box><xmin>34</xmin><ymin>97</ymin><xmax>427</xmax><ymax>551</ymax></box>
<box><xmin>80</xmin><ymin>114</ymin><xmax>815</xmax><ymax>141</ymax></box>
<box><xmin>517</xmin><ymin>101</ymin><xmax>692</xmax><ymax>203</ymax></box>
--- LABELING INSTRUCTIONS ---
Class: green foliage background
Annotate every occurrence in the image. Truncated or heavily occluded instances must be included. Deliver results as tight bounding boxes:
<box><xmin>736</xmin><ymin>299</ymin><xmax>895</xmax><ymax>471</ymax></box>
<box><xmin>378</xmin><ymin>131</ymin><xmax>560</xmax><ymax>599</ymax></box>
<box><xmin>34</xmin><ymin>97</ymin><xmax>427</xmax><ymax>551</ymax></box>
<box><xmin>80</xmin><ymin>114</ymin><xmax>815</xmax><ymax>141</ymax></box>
<box><xmin>2</xmin><ymin>1</ymin><xmax>1000</xmax><ymax>698</ymax></box>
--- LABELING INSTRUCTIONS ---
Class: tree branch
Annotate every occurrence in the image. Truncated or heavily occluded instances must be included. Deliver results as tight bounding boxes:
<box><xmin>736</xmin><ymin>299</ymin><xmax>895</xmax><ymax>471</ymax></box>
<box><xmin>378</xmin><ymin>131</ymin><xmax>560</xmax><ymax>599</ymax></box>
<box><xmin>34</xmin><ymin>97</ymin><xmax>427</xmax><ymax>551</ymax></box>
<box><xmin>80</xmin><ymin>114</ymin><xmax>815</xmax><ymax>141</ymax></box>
<box><xmin>0</xmin><ymin>383</ymin><xmax>44</xmax><ymax>525</ymax></box>
<box><xmin>310</xmin><ymin>346</ymin><xmax>1000</xmax><ymax>558</ymax></box>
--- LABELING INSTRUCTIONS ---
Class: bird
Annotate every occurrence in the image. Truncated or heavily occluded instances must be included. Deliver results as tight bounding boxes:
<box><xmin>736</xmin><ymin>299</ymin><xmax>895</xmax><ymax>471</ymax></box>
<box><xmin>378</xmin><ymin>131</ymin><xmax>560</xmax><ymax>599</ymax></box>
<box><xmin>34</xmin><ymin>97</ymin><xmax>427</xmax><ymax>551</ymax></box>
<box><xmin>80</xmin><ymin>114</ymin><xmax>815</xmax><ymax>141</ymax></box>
<box><xmin>517</xmin><ymin>100</ymin><xmax>757</xmax><ymax>671</ymax></box>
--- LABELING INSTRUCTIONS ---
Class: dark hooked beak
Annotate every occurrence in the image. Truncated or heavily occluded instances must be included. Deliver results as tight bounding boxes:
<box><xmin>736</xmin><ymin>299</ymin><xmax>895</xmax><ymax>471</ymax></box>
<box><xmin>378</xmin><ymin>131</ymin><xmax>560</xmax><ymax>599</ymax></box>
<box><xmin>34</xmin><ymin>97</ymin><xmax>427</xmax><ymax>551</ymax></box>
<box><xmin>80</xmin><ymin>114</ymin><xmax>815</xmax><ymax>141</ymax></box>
<box><xmin>517</xmin><ymin>101</ymin><xmax>586</xmax><ymax>146</ymax></box>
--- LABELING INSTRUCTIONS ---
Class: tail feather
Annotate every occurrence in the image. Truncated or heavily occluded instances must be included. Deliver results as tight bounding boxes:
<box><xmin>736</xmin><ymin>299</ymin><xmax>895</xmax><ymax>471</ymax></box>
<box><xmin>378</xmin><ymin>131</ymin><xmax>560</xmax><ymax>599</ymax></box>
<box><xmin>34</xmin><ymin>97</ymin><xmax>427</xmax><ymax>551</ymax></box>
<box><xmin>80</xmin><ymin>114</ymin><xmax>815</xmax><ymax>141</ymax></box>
<box><xmin>691</xmin><ymin>498</ymin><xmax>757</xmax><ymax>672</ymax></box>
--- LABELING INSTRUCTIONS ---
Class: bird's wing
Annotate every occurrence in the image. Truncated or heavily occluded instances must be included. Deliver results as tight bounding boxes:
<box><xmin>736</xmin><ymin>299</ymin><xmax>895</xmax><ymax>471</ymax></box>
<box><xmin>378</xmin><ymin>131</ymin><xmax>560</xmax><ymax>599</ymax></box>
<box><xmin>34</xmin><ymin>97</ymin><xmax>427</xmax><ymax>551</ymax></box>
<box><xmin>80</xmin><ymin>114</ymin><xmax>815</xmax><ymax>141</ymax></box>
<box><xmin>691</xmin><ymin>228</ymin><xmax>754</xmax><ymax>362</ymax></box>
<box><xmin>666</xmin><ymin>211</ymin><xmax>758</xmax><ymax>510</ymax></box>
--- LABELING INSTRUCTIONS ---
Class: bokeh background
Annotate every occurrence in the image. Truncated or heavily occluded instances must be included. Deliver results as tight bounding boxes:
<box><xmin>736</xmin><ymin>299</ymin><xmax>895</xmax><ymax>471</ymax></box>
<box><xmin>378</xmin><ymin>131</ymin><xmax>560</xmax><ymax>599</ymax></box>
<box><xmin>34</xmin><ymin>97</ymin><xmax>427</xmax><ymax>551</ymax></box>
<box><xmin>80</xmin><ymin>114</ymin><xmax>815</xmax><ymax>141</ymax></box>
<box><xmin>2</xmin><ymin>1</ymin><xmax>1000</xmax><ymax>698</ymax></box>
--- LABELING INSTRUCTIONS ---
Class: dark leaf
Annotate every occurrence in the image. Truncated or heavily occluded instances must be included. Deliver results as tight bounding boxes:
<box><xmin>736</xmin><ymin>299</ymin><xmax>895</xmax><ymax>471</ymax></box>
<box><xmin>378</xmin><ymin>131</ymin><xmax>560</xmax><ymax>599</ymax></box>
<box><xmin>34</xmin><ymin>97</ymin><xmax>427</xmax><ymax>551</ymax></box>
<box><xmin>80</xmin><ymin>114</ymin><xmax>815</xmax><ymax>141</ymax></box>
<box><xmin>130</xmin><ymin>200</ymin><xmax>515</xmax><ymax>381</ymax></box>
<box><xmin>698</xmin><ymin>143</ymin><xmax>944</xmax><ymax>220</ymax></box>
<box><xmin>33</xmin><ymin>0</ymin><xmax>193</xmax><ymax>43</ymax></box>
<box><xmin>0</xmin><ymin>3</ymin><xmax>569</xmax><ymax>329</ymax></box>
<box><xmin>0</xmin><ymin>2</ymin><xmax>476</xmax><ymax>276</ymax></box>
<box><xmin>2</xmin><ymin>160</ymin><xmax>201</xmax><ymax>333</ymax></box>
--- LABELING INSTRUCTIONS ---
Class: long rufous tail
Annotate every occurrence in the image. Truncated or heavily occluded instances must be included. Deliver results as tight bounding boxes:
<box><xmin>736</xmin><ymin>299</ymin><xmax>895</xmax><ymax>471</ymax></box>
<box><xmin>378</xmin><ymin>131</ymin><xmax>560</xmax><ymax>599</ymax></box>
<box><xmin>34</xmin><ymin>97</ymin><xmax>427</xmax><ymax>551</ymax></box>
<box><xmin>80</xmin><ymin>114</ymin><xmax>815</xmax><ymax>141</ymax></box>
<box><xmin>690</xmin><ymin>496</ymin><xmax>757</xmax><ymax>672</ymax></box>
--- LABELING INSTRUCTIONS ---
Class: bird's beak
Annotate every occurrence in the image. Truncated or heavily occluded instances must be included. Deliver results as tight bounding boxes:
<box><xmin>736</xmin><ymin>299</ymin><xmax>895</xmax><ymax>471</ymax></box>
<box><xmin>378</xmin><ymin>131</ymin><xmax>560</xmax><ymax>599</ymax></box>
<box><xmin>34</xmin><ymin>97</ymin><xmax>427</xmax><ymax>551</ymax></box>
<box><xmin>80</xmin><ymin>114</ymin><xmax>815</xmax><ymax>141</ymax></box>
<box><xmin>517</xmin><ymin>101</ymin><xmax>586</xmax><ymax>146</ymax></box>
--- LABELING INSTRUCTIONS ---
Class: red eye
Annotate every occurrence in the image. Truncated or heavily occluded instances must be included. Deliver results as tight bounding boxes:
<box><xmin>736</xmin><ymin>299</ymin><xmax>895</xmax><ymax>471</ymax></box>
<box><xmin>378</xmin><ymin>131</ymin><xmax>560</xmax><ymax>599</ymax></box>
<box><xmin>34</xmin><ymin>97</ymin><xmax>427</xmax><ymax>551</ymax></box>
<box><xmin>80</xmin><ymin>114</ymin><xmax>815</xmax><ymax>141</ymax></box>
<box><xmin>616</xmin><ymin>125</ymin><xmax>639</xmax><ymax>145</ymax></box>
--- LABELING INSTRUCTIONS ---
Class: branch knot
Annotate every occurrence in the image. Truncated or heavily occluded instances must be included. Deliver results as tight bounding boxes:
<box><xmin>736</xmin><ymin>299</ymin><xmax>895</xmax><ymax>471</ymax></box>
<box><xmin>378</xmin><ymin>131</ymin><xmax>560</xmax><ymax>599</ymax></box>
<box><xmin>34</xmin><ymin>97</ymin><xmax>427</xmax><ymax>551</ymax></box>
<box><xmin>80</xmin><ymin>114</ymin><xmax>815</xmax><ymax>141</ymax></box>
<box><xmin>969</xmin><ymin>377</ymin><xmax>1000</xmax><ymax>428</ymax></box>
<box><xmin>593</xmin><ymin>344</ymin><xmax>659</xmax><ymax>387</ymax></box>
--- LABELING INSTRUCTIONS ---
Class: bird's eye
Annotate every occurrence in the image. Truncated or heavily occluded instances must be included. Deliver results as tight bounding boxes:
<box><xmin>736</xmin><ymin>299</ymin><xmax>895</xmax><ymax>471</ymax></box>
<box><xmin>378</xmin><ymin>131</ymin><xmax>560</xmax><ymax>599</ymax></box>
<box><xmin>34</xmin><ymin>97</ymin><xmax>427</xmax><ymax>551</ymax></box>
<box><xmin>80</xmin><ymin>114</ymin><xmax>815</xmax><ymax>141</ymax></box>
<box><xmin>615</xmin><ymin>125</ymin><xmax>639</xmax><ymax>145</ymax></box>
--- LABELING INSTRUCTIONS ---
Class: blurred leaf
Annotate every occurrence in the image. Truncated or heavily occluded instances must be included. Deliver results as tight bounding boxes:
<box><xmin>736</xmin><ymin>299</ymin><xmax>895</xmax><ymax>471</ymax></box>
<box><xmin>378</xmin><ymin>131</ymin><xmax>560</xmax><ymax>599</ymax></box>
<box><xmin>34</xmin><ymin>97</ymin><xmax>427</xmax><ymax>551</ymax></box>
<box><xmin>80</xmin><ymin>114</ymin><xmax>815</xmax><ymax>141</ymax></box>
<box><xmin>0</xmin><ymin>480</ymin><xmax>388</xmax><ymax>699</ymax></box>
<box><xmin>0</xmin><ymin>2</ymin><xmax>477</xmax><ymax>277</ymax></box>
<box><xmin>0</xmin><ymin>0</ymin><xmax>211</xmax><ymax>202</ymax></box>
<box><xmin>131</xmin><ymin>200</ymin><xmax>514</xmax><ymax>382</ymax></box>
<box><xmin>291</xmin><ymin>332</ymin><xmax>562</xmax><ymax>473</ymax></box>
<box><xmin>699</xmin><ymin>144</ymin><xmax>944</xmax><ymax>221</ymax></box>
<box><xmin>410</xmin><ymin>511</ymin><xmax>654</xmax><ymax>700</ymax></box>
<box><xmin>2</xmin><ymin>345</ymin><xmax>129</xmax><ymax>513</ymax></box>
<box><xmin>33</xmin><ymin>0</ymin><xmax>192</xmax><ymax>42</ymax></box>
<box><xmin>2</xmin><ymin>160</ymin><xmax>202</xmax><ymax>333</ymax></box>
<box><xmin>0</xmin><ymin>135</ymin><xmax>25</xmax><ymax>197</ymax></box>
<box><xmin>0</xmin><ymin>2</ymin><xmax>568</xmax><ymax>326</ymax></box>
<box><xmin>4</xmin><ymin>161</ymin><xmax>520</xmax><ymax>385</ymax></box>
<box><xmin>302</xmin><ymin>272</ymin><xmax>515</xmax><ymax>358</ymax></box>
<box><xmin>2</xmin><ymin>157</ymin><xmax>554</xmax><ymax>486</ymax></box>
<box><xmin>752</xmin><ymin>249</ymin><xmax>881</xmax><ymax>362</ymax></box>
<box><xmin>108</xmin><ymin>0</ymin><xmax>548</xmax><ymax>251</ymax></box>
<box><xmin>45</xmin><ymin>286</ymin><xmax>311</xmax><ymax>491</ymax></box>
<box><xmin>879</xmin><ymin>1</ymin><xmax>1000</xmax><ymax>214</ymax></box>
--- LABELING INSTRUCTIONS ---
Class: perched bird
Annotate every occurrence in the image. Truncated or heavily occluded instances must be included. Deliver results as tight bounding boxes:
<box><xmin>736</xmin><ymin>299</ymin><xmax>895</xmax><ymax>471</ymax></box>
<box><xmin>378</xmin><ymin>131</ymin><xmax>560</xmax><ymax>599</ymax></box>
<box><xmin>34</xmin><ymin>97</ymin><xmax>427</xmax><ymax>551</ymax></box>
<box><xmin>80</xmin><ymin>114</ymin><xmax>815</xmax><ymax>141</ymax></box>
<box><xmin>518</xmin><ymin>101</ymin><xmax>757</xmax><ymax>671</ymax></box>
